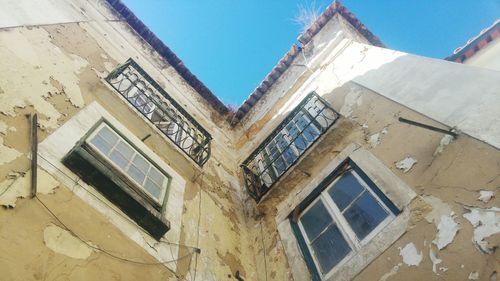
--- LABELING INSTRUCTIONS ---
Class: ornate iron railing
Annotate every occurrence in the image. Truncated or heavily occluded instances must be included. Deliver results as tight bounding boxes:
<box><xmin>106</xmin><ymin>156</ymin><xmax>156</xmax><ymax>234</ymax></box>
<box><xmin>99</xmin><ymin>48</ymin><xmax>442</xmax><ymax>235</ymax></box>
<box><xmin>241</xmin><ymin>92</ymin><xmax>339</xmax><ymax>201</ymax></box>
<box><xmin>106</xmin><ymin>58</ymin><xmax>211</xmax><ymax>166</ymax></box>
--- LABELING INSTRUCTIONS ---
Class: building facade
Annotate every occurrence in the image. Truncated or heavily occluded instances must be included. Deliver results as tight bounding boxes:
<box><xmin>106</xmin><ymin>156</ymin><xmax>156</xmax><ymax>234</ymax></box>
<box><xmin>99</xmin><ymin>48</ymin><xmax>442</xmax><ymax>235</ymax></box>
<box><xmin>0</xmin><ymin>1</ymin><xmax>498</xmax><ymax>281</ymax></box>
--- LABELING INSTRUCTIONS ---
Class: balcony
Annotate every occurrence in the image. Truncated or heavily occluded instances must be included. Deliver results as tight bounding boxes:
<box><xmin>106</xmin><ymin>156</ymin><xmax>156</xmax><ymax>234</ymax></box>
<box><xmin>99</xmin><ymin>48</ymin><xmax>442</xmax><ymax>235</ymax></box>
<box><xmin>241</xmin><ymin>92</ymin><xmax>339</xmax><ymax>201</ymax></box>
<box><xmin>106</xmin><ymin>58</ymin><xmax>211</xmax><ymax>166</ymax></box>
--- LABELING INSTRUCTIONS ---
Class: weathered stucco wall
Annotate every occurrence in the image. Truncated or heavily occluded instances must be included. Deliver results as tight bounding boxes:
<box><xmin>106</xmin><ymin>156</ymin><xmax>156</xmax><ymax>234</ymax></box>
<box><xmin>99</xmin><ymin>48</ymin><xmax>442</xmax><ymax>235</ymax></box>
<box><xmin>0</xmin><ymin>0</ymin><xmax>255</xmax><ymax>280</ymax></box>
<box><xmin>235</xmin><ymin>14</ymin><xmax>500</xmax><ymax>281</ymax></box>
<box><xmin>1</xmin><ymin>1</ymin><xmax>499</xmax><ymax>281</ymax></box>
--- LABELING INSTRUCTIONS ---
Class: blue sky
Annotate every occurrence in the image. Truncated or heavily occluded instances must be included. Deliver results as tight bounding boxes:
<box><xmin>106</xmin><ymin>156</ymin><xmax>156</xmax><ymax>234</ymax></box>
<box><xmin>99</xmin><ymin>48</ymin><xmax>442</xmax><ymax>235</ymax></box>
<box><xmin>121</xmin><ymin>0</ymin><xmax>500</xmax><ymax>106</ymax></box>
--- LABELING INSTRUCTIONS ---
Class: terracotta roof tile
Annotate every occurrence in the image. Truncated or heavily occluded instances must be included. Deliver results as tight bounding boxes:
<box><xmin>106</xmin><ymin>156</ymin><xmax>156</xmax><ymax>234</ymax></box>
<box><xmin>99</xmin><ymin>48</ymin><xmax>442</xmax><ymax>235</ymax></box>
<box><xmin>445</xmin><ymin>20</ymin><xmax>499</xmax><ymax>63</ymax></box>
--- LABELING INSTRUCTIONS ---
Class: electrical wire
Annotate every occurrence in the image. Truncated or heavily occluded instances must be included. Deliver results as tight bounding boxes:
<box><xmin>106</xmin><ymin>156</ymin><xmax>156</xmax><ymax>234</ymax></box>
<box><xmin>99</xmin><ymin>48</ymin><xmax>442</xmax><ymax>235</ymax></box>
<box><xmin>36</xmin><ymin>153</ymin><xmax>199</xmax><ymax>252</ymax></box>
<box><xmin>191</xmin><ymin>172</ymin><xmax>204</xmax><ymax>281</ymax></box>
<box><xmin>25</xmin><ymin>153</ymin><xmax>205</xmax><ymax>279</ymax></box>
<box><xmin>34</xmin><ymin>194</ymin><xmax>194</xmax><ymax>278</ymax></box>
<box><xmin>260</xmin><ymin>221</ymin><xmax>268</xmax><ymax>281</ymax></box>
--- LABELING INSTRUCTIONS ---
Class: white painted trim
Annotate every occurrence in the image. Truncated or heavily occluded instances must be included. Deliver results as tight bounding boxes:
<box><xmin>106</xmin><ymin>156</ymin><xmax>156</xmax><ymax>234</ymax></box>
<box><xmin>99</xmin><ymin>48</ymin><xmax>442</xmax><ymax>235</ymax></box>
<box><xmin>275</xmin><ymin>144</ymin><xmax>416</xmax><ymax>281</ymax></box>
<box><xmin>38</xmin><ymin>101</ymin><xmax>185</xmax><ymax>272</ymax></box>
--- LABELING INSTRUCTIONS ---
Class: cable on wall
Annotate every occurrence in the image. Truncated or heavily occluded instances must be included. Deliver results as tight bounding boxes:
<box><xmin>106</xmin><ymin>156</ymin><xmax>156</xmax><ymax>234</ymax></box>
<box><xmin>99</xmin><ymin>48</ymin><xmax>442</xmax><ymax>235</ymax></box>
<box><xmin>34</xmin><ymin>194</ymin><xmax>194</xmax><ymax>278</ymax></box>
<box><xmin>191</xmin><ymin>171</ymin><xmax>204</xmax><ymax>281</ymax></box>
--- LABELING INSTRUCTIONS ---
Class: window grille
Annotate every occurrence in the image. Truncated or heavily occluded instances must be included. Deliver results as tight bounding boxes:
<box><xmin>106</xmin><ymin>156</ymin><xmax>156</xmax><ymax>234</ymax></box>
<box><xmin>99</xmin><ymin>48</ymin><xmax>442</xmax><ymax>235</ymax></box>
<box><xmin>106</xmin><ymin>58</ymin><xmax>211</xmax><ymax>166</ymax></box>
<box><xmin>241</xmin><ymin>92</ymin><xmax>339</xmax><ymax>201</ymax></box>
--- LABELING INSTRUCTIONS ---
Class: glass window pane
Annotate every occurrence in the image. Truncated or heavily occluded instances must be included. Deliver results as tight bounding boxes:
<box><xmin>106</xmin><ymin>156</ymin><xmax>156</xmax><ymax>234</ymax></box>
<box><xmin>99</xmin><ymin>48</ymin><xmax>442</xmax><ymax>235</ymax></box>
<box><xmin>98</xmin><ymin>126</ymin><xmax>118</xmax><ymax>145</ymax></box>
<box><xmin>148</xmin><ymin>167</ymin><xmax>165</xmax><ymax>186</ymax></box>
<box><xmin>109</xmin><ymin>150</ymin><xmax>129</xmax><ymax>169</ymax></box>
<box><xmin>90</xmin><ymin>135</ymin><xmax>113</xmax><ymax>155</ymax></box>
<box><xmin>128</xmin><ymin>165</ymin><xmax>146</xmax><ymax>185</ymax></box>
<box><xmin>145</xmin><ymin>178</ymin><xmax>162</xmax><ymax>199</ymax></box>
<box><xmin>328</xmin><ymin>172</ymin><xmax>365</xmax><ymax>211</ymax></box>
<box><xmin>300</xmin><ymin>200</ymin><xmax>333</xmax><ymax>241</ymax></box>
<box><xmin>311</xmin><ymin>224</ymin><xmax>352</xmax><ymax>273</ymax></box>
<box><xmin>303</xmin><ymin>125</ymin><xmax>320</xmax><ymax>142</ymax></box>
<box><xmin>273</xmin><ymin>157</ymin><xmax>287</xmax><ymax>176</ymax></box>
<box><xmin>343</xmin><ymin>192</ymin><xmax>389</xmax><ymax>240</ymax></box>
<box><xmin>282</xmin><ymin>147</ymin><xmax>298</xmax><ymax>165</ymax></box>
<box><xmin>131</xmin><ymin>154</ymin><xmax>149</xmax><ymax>173</ymax></box>
<box><xmin>115</xmin><ymin>141</ymin><xmax>134</xmax><ymax>159</ymax></box>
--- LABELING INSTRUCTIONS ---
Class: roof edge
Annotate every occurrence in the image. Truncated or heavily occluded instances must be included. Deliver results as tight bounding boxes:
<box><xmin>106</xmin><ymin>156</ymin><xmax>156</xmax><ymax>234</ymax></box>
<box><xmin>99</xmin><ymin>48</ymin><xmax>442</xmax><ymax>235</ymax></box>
<box><xmin>298</xmin><ymin>1</ymin><xmax>384</xmax><ymax>47</ymax></box>
<box><xmin>105</xmin><ymin>0</ymin><xmax>228</xmax><ymax>115</ymax></box>
<box><xmin>445</xmin><ymin>20</ymin><xmax>500</xmax><ymax>63</ymax></box>
<box><xmin>231</xmin><ymin>0</ymin><xmax>383</xmax><ymax>126</ymax></box>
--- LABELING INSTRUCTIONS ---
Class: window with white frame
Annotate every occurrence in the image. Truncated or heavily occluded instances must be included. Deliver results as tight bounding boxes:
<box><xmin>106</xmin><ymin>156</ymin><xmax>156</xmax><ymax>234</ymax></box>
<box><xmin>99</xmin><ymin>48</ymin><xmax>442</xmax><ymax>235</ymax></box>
<box><xmin>63</xmin><ymin>119</ymin><xmax>172</xmax><ymax>240</ymax></box>
<box><xmin>294</xmin><ymin>167</ymin><xmax>396</xmax><ymax>279</ymax></box>
<box><xmin>87</xmin><ymin>123</ymin><xmax>168</xmax><ymax>205</ymax></box>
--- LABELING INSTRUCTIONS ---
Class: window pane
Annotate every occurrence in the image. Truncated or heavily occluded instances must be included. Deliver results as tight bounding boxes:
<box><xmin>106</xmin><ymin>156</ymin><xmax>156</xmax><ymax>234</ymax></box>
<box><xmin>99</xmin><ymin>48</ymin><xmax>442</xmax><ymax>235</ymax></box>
<box><xmin>145</xmin><ymin>178</ymin><xmax>162</xmax><ymax>199</ymax></box>
<box><xmin>328</xmin><ymin>172</ymin><xmax>364</xmax><ymax>211</ymax></box>
<box><xmin>131</xmin><ymin>154</ymin><xmax>149</xmax><ymax>173</ymax></box>
<box><xmin>90</xmin><ymin>135</ymin><xmax>113</xmax><ymax>155</ymax></box>
<box><xmin>98</xmin><ymin>126</ymin><xmax>118</xmax><ymax>145</ymax></box>
<box><xmin>300</xmin><ymin>200</ymin><xmax>332</xmax><ymax>241</ymax></box>
<box><xmin>282</xmin><ymin>147</ymin><xmax>298</xmax><ymax>165</ymax></box>
<box><xmin>148</xmin><ymin>167</ymin><xmax>165</xmax><ymax>186</ymax></box>
<box><xmin>273</xmin><ymin>157</ymin><xmax>287</xmax><ymax>176</ymax></box>
<box><xmin>109</xmin><ymin>150</ymin><xmax>129</xmax><ymax>169</ymax></box>
<box><xmin>311</xmin><ymin>224</ymin><xmax>351</xmax><ymax>273</ymax></box>
<box><xmin>115</xmin><ymin>141</ymin><xmax>134</xmax><ymax>159</ymax></box>
<box><xmin>128</xmin><ymin>164</ymin><xmax>146</xmax><ymax>185</ymax></box>
<box><xmin>343</xmin><ymin>192</ymin><xmax>389</xmax><ymax>240</ymax></box>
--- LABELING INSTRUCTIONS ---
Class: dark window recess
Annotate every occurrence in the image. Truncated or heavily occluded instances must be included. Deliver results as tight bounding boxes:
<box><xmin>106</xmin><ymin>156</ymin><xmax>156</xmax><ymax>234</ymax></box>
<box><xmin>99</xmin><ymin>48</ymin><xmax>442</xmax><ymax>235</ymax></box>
<box><xmin>106</xmin><ymin>58</ymin><xmax>212</xmax><ymax>166</ymax></box>
<box><xmin>63</xmin><ymin>143</ymin><xmax>170</xmax><ymax>241</ymax></box>
<box><xmin>241</xmin><ymin>92</ymin><xmax>339</xmax><ymax>201</ymax></box>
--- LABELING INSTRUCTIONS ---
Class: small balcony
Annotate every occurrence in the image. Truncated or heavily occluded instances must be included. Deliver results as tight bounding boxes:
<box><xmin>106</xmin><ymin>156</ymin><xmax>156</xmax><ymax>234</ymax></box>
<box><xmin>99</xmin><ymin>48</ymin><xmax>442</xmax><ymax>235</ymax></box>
<box><xmin>106</xmin><ymin>58</ymin><xmax>211</xmax><ymax>166</ymax></box>
<box><xmin>241</xmin><ymin>92</ymin><xmax>339</xmax><ymax>201</ymax></box>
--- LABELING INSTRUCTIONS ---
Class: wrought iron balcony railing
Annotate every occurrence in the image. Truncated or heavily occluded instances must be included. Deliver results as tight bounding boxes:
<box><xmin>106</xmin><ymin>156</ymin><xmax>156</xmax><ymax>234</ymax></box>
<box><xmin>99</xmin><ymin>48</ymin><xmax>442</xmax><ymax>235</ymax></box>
<box><xmin>106</xmin><ymin>58</ymin><xmax>211</xmax><ymax>166</ymax></box>
<box><xmin>241</xmin><ymin>92</ymin><xmax>339</xmax><ymax>201</ymax></box>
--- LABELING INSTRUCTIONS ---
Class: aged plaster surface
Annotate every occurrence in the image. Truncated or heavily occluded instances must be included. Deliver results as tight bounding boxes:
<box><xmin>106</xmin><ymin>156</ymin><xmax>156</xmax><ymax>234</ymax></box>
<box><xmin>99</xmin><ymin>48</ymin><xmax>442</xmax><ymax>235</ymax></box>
<box><xmin>1</xmin><ymin>1</ymin><xmax>500</xmax><ymax>281</ymax></box>
<box><xmin>0</xmin><ymin>5</ymin><xmax>255</xmax><ymax>280</ymax></box>
<box><xmin>0</xmin><ymin>168</ymin><xmax>59</xmax><ymax>208</ymax></box>
<box><xmin>399</xmin><ymin>243</ymin><xmax>422</xmax><ymax>267</ymax></box>
<box><xmin>43</xmin><ymin>223</ymin><xmax>95</xmax><ymax>260</ymax></box>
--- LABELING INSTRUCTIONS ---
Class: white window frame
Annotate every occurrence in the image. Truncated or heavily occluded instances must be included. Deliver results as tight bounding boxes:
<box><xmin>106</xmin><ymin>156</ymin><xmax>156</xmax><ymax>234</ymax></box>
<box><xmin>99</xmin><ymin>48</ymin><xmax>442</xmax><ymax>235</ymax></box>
<box><xmin>275</xmin><ymin>144</ymin><xmax>417</xmax><ymax>281</ymax></box>
<box><xmin>297</xmin><ymin>170</ymin><xmax>395</xmax><ymax>280</ymax></box>
<box><xmin>38</xmin><ymin>102</ymin><xmax>187</xmax><ymax>272</ymax></box>
<box><xmin>86</xmin><ymin>122</ymin><xmax>170</xmax><ymax>206</ymax></box>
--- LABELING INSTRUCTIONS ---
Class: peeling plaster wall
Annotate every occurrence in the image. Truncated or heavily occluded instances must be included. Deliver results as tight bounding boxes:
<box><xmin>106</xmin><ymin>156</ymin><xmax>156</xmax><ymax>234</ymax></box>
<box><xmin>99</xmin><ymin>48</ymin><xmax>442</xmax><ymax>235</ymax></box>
<box><xmin>1</xmin><ymin>1</ymin><xmax>500</xmax><ymax>281</ymax></box>
<box><xmin>236</xmin><ymin>14</ymin><xmax>500</xmax><ymax>281</ymax></box>
<box><xmin>0</xmin><ymin>1</ymin><xmax>255</xmax><ymax>280</ymax></box>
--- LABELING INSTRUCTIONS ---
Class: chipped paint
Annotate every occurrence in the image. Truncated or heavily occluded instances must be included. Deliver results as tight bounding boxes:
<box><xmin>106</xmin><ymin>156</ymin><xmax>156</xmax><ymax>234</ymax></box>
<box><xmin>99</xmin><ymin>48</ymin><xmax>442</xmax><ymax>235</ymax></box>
<box><xmin>429</xmin><ymin>247</ymin><xmax>442</xmax><ymax>273</ymax></box>
<box><xmin>469</xmin><ymin>271</ymin><xmax>479</xmax><ymax>280</ymax></box>
<box><xmin>399</xmin><ymin>243</ymin><xmax>422</xmax><ymax>266</ymax></box>
<box><xmin>0</xmin><ymin>168</ymin><xmax>59</xmax><ymax>207</ymax></box>
<box><xmin>379</xmin><ymin>263</ymin><xmax>402</xmax><ymax>281</ymax></box>
<box><xmin>0</xmin><ymin>137</ymin><xmax>22</xmax><ymax>166</ymax></box>
<box><xmin>462</xmin><ymin>207</ymin><xmax>500</xmax><ymax>254</ymax></box>
<box><xmin>433</xmin><ymin>214</ymin><xmax>460</xmax><ymax>250</ymax></box>
<box><xmin>368</xmin><ymin>132</ymin><xmax>380</xmax><ymax>147</ymax></box>
<box><xmin>0</xmin><ymin>27</ymin><xmax>87</xmax><ymax>129</ymax></box>
<box><xmin>339</xmin><ymin>89</ymin><xmax>362</xmax><ymax>118</ymax></box>
<box><xmin>43</xmin><ymin>223</ymin><xmax>95</xmax><ymax>259</ymax></box>
<box><xmin>424</xmin><ymin>195</ymin><xmax>452</xmax><ymax>225</ymax></box>
<box><xmin>395</xmin><ymin>156</ymin><xmax>417</xmax><ymax>173</ymax></box>
<box><xmin>433</xmin><ymin>134</ymin><xmax>454</xmax><ymax>156</ymax></box>
<box><xmin>478</xmin><ymin>190</ymin><xmax>494</xmax><ymax>203</ymax></box>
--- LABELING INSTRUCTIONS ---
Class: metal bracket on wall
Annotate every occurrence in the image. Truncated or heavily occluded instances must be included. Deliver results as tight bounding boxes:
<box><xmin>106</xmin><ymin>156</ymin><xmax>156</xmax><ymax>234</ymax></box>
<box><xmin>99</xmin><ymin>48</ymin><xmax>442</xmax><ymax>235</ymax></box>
<box><xmin>398</xmin><ymin>117</ymin><xmax>457</xmax><ymax>138</ymax></box>
<box><xmin>30</xmin><ymin>113</ymin><xmax>38</xmax><ymax>198</ymax></box>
